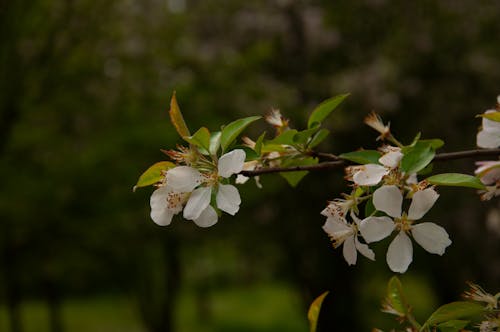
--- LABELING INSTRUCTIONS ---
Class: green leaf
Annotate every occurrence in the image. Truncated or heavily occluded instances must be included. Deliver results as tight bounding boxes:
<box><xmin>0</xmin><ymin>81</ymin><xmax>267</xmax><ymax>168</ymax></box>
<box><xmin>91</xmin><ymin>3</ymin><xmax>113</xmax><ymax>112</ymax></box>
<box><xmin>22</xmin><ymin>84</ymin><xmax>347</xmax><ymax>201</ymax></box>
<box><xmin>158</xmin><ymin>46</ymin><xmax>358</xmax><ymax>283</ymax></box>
<box><xmin>401</xmin><ymin>142</ymin><xmax>435</xmax><ymax>174</ymax></box>
<box><xmin>134</xmin><ymin>161</ymin><xmax>175</xmax><ymax>191</ymax></box>
<box><xmin>339</xmin><ymin>150</ymin><xmax>382</xmax><ymax>165</ymax></box>
<box><xmin>220</xmin><ymin>116</ymin><xmax>261</xmax><ymax>152</ymax></box>
<box><xmin>308</xmin><ymin>291</ymin><xmax>329</xmax><ymax>332</ymax></box>
<box><xmin>308</xmin><ymin>128</ymin><xmax>330</xmax><ymax>148</ymax></box>
<box><xmin>280</xmin><ymin>157</ymin><xmax>318</xmax><ymax>187</ymax></box>
<box><xmin>419</xmin><ymin>139</ymin><xmax>445</xmax><ymax>149</ymax></box>
<box><xmin>261</xmin><ymin>143</ymin><xmax>289</xmax><ymax>153</ymax></box>
<box><xmin>308</xmin><ymin>94</ymin><xmax>349</xmax><ymax>128</ymax></box>
<box><xmin>266</xmin><ymin>129</ymin><xmax>298</xmax><ymax>145</ymax></box>
<box><xmin>183</xmin><ymin>127</ymin><xmax>211</xmax><ymax>151</ymax></box>
<box><xmin>422</xmin><ymin>302</ymin><xmax>484</xmax><ymax>330</ymax></box>
<box><xmin>426</xmin><ymin>173</ymin><xmax>486</xmax><ymax>189</ymax></box>
<box><xmin>294</xmin><ymin>126</ymin><xmax>320</xmax><ymax>145</ymax></box>
<box><xmin>437</xmin><ymin>320</ymin><xmax>469</xmax><ymax>332</ymax></box>
<box><xmin>254</xmin><ymin>132</ymin><xmax>266</xmax><ymax>155</ymax></box>
<box><xmin>168</xmin><ymin>92</ymin><xmax>190</xmax><ymax>137</ymax></box>
<box><xmin>209</xmin><ymin>131</ymin><xmax>221</xmax><ymax>156</ymax></box>
<box><xmin>364</xmin><ymin>198</ymin><xmax>376</xmax><ymax>217</ymax></box>
<box><xmin>385</xmin><ymin>276</ymin><xmax>409</xmax><ymax>317</ymax></box>
<box><xmin>478</xmin><ymin>111</ymin><xmax>500</xmax><ymax>122</ymax></box>
<box><xmin>409</xmin><ymin>132</ymin><xmax>422</xmax><ymax>147</ymax></box>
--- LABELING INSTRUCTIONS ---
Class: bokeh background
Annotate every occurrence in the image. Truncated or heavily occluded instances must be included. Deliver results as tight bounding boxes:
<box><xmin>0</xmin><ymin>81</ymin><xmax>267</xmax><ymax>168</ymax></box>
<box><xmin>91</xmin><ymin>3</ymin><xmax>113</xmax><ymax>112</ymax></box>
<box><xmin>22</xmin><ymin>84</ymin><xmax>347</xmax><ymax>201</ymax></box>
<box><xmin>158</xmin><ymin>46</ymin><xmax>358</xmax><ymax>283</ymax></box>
<box><xmin>1</xmin><ymin>0</ymin><xmax>499</xmax><ymax>331</ymax></box>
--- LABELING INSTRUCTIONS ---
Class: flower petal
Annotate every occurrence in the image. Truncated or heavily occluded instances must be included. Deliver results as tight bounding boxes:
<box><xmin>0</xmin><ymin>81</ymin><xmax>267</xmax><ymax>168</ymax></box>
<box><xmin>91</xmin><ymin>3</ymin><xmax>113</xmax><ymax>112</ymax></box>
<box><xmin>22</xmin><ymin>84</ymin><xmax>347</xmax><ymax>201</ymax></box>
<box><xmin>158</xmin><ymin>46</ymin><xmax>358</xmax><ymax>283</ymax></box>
<box><xmin>218</xmin><ymin>149</ymin><xmax>246</xmax><ymax>178</ymax></box>
<box><xmin>166</xmin><ymin>166</ymin><xmax>202</xmax><ymax>192</ymax></box>
<box><xmin>408</xmin><ymin>188</ymin><xmax>439</xmax><ymax>220</ymax></box>
<box><xmin>342</xmin><ymin>235</ymin><xmax>357</xmax><ymax>266</ymax></box>
<box><xmin>150</xmin><ymin>187</ymin><xmax>174</xmax><ymax>226</ymax></box>
<box><xmin>386</xmin><ymin>231</ymin><xmax>413</xmax><ymax>273</ymax></box>
<box><xmin>353</xmin><ymin>164</ymin><xmax>388</xmax><ymax>186</ymax></box>
<box><xmin>216</xmin><ymin>184</ymin><xmax>241</xmax><ymax>215</ymax></box>
<box><xmin>411</xmin><ymin>222</ymin><xmax>451</xmax><ymax>255</ymax></box>
<box><xmin>477</xmin><ymin>130</ymin><xmax>500</xmax><ymax>149</ymax></box>
<box><xmin>373</xmin><ymin>185</ymin><xmax>403</xmax><ymax>218</ymax></box>
<box><xmin>193</xmin><ymin>205</ymin><xmax>218</xmax><ymax>228</ymax></box>
<box><xmin>482</xmin><ymin>110</ymin><xmax>500</xmax><ymax>132</ymax></box>
<box><xmin>183</xmin><ymin>187</ymin><xmax>211</xmax><ymax>220</ymax></box>
<box><xmin>322</xmin><ymin>218</ymin><xmax>351</xmax><ymax>239</ymax></box>
<box><xmin>379</xmin><ymin>150</ymin><xmax>403</xmax><ymax>169</ymax></box>
<box><xmin>359</xmin><ymin>216</ymin><xmax>395</xmax><ymax>243</ymax></box>
<box><xmin>355</xmin><ymin>237</ymin><xmax>375</xmax><ymax>261</ymax></box>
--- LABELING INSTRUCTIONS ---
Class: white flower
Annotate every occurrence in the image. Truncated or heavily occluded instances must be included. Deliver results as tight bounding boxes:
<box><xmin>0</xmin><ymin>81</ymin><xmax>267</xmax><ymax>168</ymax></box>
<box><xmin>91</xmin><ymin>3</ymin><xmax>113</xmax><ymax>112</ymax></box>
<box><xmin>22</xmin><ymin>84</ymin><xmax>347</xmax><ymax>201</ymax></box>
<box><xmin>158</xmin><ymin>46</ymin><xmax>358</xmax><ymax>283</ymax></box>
<box><xmin>475</xmin><ymin>161</ymin><xmax>500</xmax><ymax>185</ymax></box>
<box><xmin>322</xmin><ymin>211</ymin><xmax>374</xmax><ymax>266</ymax></box>
<box><xmin>475</xmin><ymin>161</ymin><xmax>500</xmax><ymax>200</ymax></box>
<box><xmin>477</xmin><ymin>110</ymin><xmax>500</xmax><ymax>148</ymax></box>
<box><xmin>364</xmin><ymin>112</ymin><xmax>391</xmax><ymax>140</ymax></box>
<box><xmin>235</xmin><ymin>160</ymin><xmax>262</xmax><ymax>188</ymax></box>
<box><xmin>150</xmin><ymin>166</ymin><xmax>216</xmax><ymax>227</ymax></box>
<box><xmin>349</xmin><ymin>147</ymin><xmax>403</xmax><ymax>186</ymax></box>
<box><xmin>360</xmin><ymin>185</ymin><xmax>451</xmax><ymax>273</ymax></box>
<box><xmin>150</xmin><ymin>185</ymin><xmax>189</xmax><ymax>226</ymax></box>
<box><xmin>170</xmin><ymin>149</ymin><xmax>246</xmax><ymax>227</ymax></box>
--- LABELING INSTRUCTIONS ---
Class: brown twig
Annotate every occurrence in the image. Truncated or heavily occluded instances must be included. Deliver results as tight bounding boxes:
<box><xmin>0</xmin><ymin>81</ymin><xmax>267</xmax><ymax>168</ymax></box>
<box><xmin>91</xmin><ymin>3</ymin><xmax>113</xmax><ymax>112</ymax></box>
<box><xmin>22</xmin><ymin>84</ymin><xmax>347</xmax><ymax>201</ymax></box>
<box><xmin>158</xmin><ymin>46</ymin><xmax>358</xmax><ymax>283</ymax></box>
<box><xmin>240</xmin><ymin>148</ymin><xmax>500</xmax><ymax>177</ymax></box>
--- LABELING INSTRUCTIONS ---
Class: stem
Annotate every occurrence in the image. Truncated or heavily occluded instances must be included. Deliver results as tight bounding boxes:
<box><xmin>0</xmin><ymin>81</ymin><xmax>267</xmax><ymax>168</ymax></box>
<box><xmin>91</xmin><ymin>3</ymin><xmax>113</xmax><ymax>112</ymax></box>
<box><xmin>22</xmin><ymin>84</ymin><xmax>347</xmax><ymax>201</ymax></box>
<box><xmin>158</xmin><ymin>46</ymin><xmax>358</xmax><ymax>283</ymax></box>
<box><xmin>240</xmin><ymin>148</ymin><xmax>500</xmax><ymax>177</ymax></box>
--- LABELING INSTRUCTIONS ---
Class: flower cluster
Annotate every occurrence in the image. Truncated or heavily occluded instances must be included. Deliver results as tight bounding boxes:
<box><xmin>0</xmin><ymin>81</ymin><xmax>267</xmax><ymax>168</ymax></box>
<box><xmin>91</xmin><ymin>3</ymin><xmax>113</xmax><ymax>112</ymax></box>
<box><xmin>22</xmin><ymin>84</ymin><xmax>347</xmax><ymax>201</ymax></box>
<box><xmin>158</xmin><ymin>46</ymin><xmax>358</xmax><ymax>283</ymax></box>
<box><xmin>150</xmin><ymin>149</ymin><xmax>246</xmax><ymax>227</ymax></box>
<box><xmin>322</xmin><ymin>115</ymin><xmax>451</xmax><ymax>273</ymax></box>
<box><xmin>476</xmin><ymin>96</ymin><xmax>500</xmax><ymax>200</ymax></box>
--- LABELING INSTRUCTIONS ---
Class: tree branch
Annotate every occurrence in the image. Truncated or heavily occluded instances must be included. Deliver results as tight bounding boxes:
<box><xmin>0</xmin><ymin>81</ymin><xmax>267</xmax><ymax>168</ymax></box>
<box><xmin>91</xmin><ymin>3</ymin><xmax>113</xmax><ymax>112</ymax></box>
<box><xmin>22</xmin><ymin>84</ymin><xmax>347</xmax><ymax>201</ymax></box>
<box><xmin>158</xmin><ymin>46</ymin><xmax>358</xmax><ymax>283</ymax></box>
<box><xmin>240</xmin><ymin>148</ymin><xmax>500</xmax><ymax>176</ymax></box>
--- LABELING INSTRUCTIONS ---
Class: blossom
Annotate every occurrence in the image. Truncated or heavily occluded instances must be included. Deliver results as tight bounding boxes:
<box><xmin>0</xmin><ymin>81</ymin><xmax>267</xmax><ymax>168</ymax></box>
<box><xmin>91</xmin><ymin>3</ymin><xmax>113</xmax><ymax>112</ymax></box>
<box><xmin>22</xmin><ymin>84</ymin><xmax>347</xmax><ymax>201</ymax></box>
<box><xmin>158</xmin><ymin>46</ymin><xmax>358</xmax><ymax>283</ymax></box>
<box><xmin>169</xmin><ymin>149</ymin><xmax>246</xmax><ymax>227</ymax></box>
<box><xmin>364</xmin><ymin>112</ymin><xmax>391</xmax><ymax>140</ymax></box>
<box><xmin>322</xmin><ymin>210</ymin><xmax>374</xmax><ymax>265</ymax></box>
<box><xmin>265</xmin><ymin>108</ymin><xmax>289</xmax><ymax>132</ymax></box>
<box><xmin>150</xmin><ymin>185</ymin><xmax>189</xmax><ymax>226</ymax></box>
<box><xmin>347</xmin><ymin>147</ymin><xmax>403</xmax><ymax>186</ymax></box>
<box><xmin>477</xmin><ymin>110</ymin><xmax>500</xmax><ymax>148</ymax></box>
<box><xmin>475</xmin><ymin>160</ymin><xmax>500</xmax><ymax>200</ymax></box>
<box><xmin>359</xmin><ymin>185</ymin><xmax>451</xmax><ymax>273</ymax></box>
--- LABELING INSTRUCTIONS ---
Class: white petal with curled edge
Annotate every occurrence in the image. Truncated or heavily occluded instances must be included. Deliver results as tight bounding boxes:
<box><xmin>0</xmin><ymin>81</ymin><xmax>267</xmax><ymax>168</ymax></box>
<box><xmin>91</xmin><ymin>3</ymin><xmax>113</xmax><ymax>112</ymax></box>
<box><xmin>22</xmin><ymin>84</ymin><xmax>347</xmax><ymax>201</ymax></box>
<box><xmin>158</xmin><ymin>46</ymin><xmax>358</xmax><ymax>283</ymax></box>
<box><xmin>373</xmin><ymin>185</ymin><xmax>403</xmax><ymax>218</ymax></box>
<box><xmin>216</xmin><ymin>184</ymin><xmax>241</xmax><ymax>215</ymax></box>
<box><xmin>355</xmin><ymin>237</ymin><xmax>375</xmax><ymax>261</ymax></box>
<box><xmin>386</xmin><ymin>231</ymin><xmax>413</xmax><ymax>273</ymax></box>
<box><xmin>150</xmin><ymin>187</ymin><xmax>174</xmax><ymax>226</ymax></box>
<box><xmin>353</xmin><ymin>164</ymin><xmax>388</xmax><ymax>186</ymax></box>
<box><xmin>322</xmin><ymin>218</ymin><xmax>351</xmax><ymax>239</ymax></box>
<box><xmin>359</xmin><ymin>216</ymin><xmax>395</xmax><ymax>243</ymax></box>
<box><xmin>477</xmin><ymin>130</ymin><xmax>500</xmax><ymax>149</ymax></box>
<box><xmin>183</xmin><ymin>187</ymin><xmax>211</xmax><ymax>220</ymax></box>
<box><xmin>218</xmin><ymin>149</ymin><xmax>246</xmax><ymax>178</ymax></box>
<box><xmin>193</xmin><ymin>205</ymin><xmax>218</xmax><ymax>228</ymax></box>
<box><xmin>342</xmin><ymin>235</ymin><xmax>357</xmax><ymax>266</ymax></box>
<box><xmin>408</xmin><ymin>188</ymin><xmax>439</xmax><ymax>220</ymax></box>
<box><xmin>166</xmin><ymin>166</ymin><xmax>202</xmax><ymax>192</ymax></box>
<box><xmin>411</xmin><ymin>222</ymin><xmax>451</xmax><ymax>255</ymax></box>
<box><xmin>379</xmin><ymin>150</ymin><xmax>403</xmax><ymax>169</ymax></box>
<box><xmin>482</xmin><ymin>110</ymin><xmax>500</xmax><ymax>132</ymax></box>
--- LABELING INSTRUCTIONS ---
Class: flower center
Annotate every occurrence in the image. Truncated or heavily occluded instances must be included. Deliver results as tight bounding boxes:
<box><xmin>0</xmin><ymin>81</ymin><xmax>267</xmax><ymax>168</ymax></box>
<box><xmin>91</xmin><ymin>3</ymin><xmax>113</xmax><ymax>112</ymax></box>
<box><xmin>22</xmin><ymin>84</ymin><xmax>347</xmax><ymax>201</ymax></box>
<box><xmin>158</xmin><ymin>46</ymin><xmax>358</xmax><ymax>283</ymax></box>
<box><xmin>395</xmin><ymin>213</ymin><xmax>413</xmax><ymax>232</ymax></box>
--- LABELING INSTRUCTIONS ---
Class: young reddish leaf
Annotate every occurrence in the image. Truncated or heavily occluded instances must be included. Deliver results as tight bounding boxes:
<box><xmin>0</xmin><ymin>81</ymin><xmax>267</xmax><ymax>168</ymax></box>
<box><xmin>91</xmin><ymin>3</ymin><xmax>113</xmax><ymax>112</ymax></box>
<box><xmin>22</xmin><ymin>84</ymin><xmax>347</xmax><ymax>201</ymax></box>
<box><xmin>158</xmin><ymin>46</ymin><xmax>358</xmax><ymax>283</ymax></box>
<box><xmin>308</xmin><ymin>291</ymin><xmax>329</xmax><ymax>332</ymax></box>
<box><xmin>169</xmin><ymin>92</ymin><xmax>191</xmax><ymax>138</ymax></box>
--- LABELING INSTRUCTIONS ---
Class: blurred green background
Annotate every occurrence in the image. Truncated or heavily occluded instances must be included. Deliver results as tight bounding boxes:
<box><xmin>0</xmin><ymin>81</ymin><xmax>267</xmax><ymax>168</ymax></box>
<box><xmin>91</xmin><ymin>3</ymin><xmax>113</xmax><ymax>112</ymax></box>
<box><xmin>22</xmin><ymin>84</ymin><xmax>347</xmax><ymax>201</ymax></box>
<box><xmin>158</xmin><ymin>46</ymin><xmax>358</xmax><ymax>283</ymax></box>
<box><xmin>1</xmin><ymin>0</ymin><xmax>499</xmax><ymax>331</ymax></box>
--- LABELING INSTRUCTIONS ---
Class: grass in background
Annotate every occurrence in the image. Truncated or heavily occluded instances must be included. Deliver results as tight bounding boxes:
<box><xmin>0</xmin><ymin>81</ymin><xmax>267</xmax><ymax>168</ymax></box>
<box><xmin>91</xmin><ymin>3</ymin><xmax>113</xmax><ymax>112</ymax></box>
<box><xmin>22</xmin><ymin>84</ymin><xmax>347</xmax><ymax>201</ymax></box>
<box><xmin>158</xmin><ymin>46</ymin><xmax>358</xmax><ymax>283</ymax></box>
<box><xmin>0</xmin><ymin>282</ymin><xmax>307</xmax><ymax>332</ymax></box>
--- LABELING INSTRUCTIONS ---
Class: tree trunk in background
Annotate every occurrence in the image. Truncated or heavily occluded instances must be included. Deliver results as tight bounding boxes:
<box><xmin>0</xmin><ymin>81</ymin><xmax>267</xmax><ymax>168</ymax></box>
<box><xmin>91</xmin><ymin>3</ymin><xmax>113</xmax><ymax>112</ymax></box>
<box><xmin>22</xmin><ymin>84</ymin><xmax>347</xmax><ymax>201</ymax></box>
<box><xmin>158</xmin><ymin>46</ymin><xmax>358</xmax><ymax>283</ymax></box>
<box><xmin>136</xmin><ymin>234</ymin><xmax>181</xmax><ymax>332</ymax></box>
<box><xmin>3</xmin><ymin>240</ymin><xmax>23</xmax><ymax>332</ymax></box>
<box><xmin>45</xmin><ymin>280</ymin><xmax>64</xmax><ymax>332</ymax></box>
